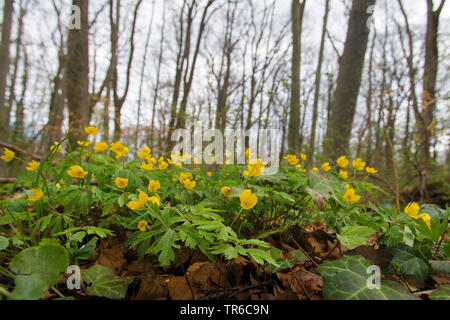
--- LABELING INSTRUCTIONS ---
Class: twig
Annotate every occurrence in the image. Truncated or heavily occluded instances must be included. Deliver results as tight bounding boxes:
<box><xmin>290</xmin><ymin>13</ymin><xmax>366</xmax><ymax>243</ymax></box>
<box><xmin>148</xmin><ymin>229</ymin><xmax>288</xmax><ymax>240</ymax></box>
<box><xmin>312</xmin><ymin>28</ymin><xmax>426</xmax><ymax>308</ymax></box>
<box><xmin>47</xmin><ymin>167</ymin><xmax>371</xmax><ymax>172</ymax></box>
<box><xmin>288</xmin><ymin>233</ymin><xmax>319</xmax><ymax>268</ymax></box>
<box><xmin>0</xmin><ymin>141</ymin><xmax>42</xmax><ymax>161</ymax></box>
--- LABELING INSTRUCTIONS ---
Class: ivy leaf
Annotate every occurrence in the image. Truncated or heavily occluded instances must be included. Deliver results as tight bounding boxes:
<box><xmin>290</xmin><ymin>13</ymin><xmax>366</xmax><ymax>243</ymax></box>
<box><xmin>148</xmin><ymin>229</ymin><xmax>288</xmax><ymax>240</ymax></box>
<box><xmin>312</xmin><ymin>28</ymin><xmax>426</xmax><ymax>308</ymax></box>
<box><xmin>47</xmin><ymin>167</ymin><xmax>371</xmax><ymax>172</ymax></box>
<box><xmin>336</xmin><ymin>226</ymin><xmax>376</xmax><ymax>250</ymax></box>
<box><xmin>429</xmin><ymin>260</ymin><xmax>450</xmax><ymax>274</ymax></box>
<box><xmin>386</xmin><ymin>245</ymin><xmax>430</xmax><ymax>282</ymax></box>
<box><xmin>82</xmin><ymin>265</ymin><xmax>134</xmax><ymax>299</ymax></box>
<box><xmin>317</xmin><ymin>255</ymin><xmax>419</xmax><ymax>300</ymax></box>
<box><xmin>429</xmin><ymin>285</ymin><xmax>450</xmax><ymax>300</ymax></box>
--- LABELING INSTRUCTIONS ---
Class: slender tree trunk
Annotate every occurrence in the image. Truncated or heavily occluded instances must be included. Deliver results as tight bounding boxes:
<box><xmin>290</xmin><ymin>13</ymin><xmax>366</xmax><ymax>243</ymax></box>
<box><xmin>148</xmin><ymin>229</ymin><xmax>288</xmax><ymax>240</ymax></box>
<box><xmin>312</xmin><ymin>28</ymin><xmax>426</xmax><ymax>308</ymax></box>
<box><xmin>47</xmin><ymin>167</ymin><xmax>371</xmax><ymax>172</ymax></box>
<box><xmin>422</xmin><ymin>0</ymin><xmax>445</xmax><ymax>167</ymax></box>
<box><xmin>66</xmin><ymin>0</ymin><xmax>89</xmax><ymax>148</ymax></box>
<box><xmin>0</xmin><ymin>0</ymin><xmax>14</xmax><ymax>140</ymax></box>
<box><xmin>288</xmin><ymin>0</ymin><xmax>306</xmax><ymax>153</ymax></box>
<box><xmin>323</xmin><ymin>0</ymin><xmax>375</xmax><ymax>159</ymax></box>
<box><xmin>308</xmin><ymin>0</ymin><xmax>329</xmax><ymax>164</ymax></box>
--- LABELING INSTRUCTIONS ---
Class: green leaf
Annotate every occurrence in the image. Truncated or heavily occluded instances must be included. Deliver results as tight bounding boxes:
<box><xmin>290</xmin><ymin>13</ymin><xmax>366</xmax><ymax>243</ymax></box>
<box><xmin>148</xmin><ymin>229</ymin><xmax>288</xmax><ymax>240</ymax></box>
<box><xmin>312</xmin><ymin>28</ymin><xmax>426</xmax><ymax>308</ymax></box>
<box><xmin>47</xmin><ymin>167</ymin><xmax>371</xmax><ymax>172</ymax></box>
<box><xmin>429</xmin><ymin>260</ymin><xmax>450</xmax><ymax>274</ymax></box>
<box><xmin>317</xmin><ymin>255</ymin><xmax>419</xmax><ymax>300</ymax></box>
<box><xmin>0</xmin><ymin>236</ymin><xmax>8</xmax><ymax>250</ymax></box>
<box><xmin>386</xmin><ymin>245</ymin><xmax>429</xmax><ymax>282</ymax></box>
<box><xmin>82</xmin><ymin>265</ymin><xmax>134</xmax><ymax>299</ymax></box>
<box><xmin>429</xmin><ymin>285</ymin><xmax>450</xmax><ymax>300</ymax></box>
<box><xmin>336</xmin><ymin>226</ymin><xmax>376</xmax><ymax>250</ymax></box>
<box><xmin>10</xmin><ymin>245</ymin><xmax>69</xmax><ymax>286</ymax></box>
<box><xmin>148</xmin><ymin>229</ymin><xmax>178</xmax><ymax>266</ymax></box>
<box><xmin>12</xmin><ymin>275</ymin><xmax>48</xmax><ymax>300</ymax></box>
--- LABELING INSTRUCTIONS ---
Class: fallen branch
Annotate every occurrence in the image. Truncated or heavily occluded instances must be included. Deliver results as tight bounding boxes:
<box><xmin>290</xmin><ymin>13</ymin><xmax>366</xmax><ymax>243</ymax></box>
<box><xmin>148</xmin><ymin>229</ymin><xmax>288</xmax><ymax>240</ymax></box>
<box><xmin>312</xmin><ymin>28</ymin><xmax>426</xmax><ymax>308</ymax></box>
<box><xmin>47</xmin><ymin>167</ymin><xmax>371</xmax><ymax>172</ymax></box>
<box><xmin>0</xmin><ymin>141</ymin><xmax>42</xmax><ymax>161</ymax></box>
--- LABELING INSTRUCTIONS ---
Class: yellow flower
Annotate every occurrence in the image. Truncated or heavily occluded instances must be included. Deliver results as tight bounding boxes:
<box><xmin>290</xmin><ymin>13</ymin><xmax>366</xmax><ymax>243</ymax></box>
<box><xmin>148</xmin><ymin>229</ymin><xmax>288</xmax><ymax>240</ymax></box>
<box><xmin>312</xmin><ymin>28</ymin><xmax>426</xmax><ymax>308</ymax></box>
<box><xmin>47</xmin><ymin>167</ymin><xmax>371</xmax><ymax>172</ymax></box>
<box><xmin>139</xmin><ymin>162</ymin><xmax>153</xmax><ymax>170</ymax></box>
<box><xmin>84</xmin><ymin>126</ymin><xmax>99</xmax><ymax>135</ymax></box>
<box><xmin>321</xmin><ymin>162</ymin><xmax>331</xmax><ymax>172</ymax></box>
<box><xmin>336</xmin><ymin>156</ymin><xmax>349</xmax><ymax>168</ymax></box>
<box><xmin>345</xmin><ymin>184</ymin><xmax>351</xmax><ymax>190</ymax></box>
<box><xmin>404</xmin><ymin>202</ymin><xmax>420</xmax><ymax>218</ymax></box>
<box><xmin>67</xmin><ymin>165</ymin><xmax>88</xmax><ymax>179</ymax></box>
<box><xmin>115</xmin><ymin>177</ymin><xmax>128</xmax><ymax>189</ymax></box>
<box><xmin>28</xmin><ymin>188</ymin><xmax>44</xmax><ymax>202</ymax></box>
<box><xmin>50</xmin><ymin>142</ymin><xmax>62</xmax><ymax>153</ymax></box>
<box><xmin>137</xmin><ymin>220</ymin><xmax>148</xmax><ymax>231</ymax></box>
<box><xmin>1</xmin><ymin>148</ymin><xmax>15</xmax><ymax>162</ymax></box>
<box><xmin>94</xmin><ymin>142</ymin><xmax>108</xmax><ymax>152</ymax></box>
<box><xmin>245</xmin><ymin>149</ymin><xmax>254</xmax><ymax>159</ymax></box>
<box><xmin>179</xmin><ymin>172</ymin><xmax>193</xmax><ymax>184</ymax></box>
<box><xmin>206</xmin><ymin>171</ymin><xmax>212</xmax><ymax>177</ymax></box>
<box><xmin>300</xmin><ymin>153</ymin><xmax>307</xmax><ymax>161</ymax></box>
<box><xmin>239</xmin><ymin>189</ymin><xmax>258</xmax><ymax>210</ymax></box>
<box><xmin>26</xmin><ymin>160</ymin><xmax>40</xmax><ymax>171</ymax></box>
<box><xmin>148</xmin><ymin>180</ymin><xmax>161</xmax><ymax>193</ymax></box>
<box><xmin>243</xmin><ymin>158</ymin><xmax>265</xmax><ymax>177</ymax></box>
<box><xmin>56</xmin><ymin>183</ymin><xmax>62</xmax><ymax>189</ymax></box>
<box><xmin>366</xmin><ymin>167</ymin><xmax>378</xmax><ymax>174</ymax></box>
<box><xmin>126</xmin><ymin>189</ymin><xmax>149</xmax><ymax>210</ymax></box>
<box><xmin>158</xmin><ymin>161</ymin><xmax>169</xmax><ymax>170</ymax></box>
<box><xmin>149</xmin><ymin>194</ymin><xmax>161</xmax><ymax>207</ymax></box>
<box><xmin>344</xmin><ymin>188</ymin><xmax>361</xmax><ymax>202</ymax></box>
<box><xmin>339</xmin><ymin>170</ymin><xmax>348</xmax><ymax>179</ymax></box>
<box><xmin>183</xmin><ymin>179</ymin><xmax>196</xmax><ymax>190</ymax></box>
<box><xmin>221</xmin><ymin>186</ymin><xmax>232</xmax><ymax>198</ymax></box>
<box><xmin>283</xmin><ymin>154</ymin><xmax>299</xmax><ymax>166</ymax></box>
<box><xmin>139</xmin><ymin>146</ymin><xmax>152</xmax><ymax>159</ymax></box>
<box><xmin>417</xmin><ymin>213</ymin><xmax>431</xmax><ymax>228</ymax></box>
<box><xmin>110</xmin><ymin>141</ymin><xmax>129</xmax><ymax>159</ymax></box>
<box><xmin>295</xmin><ymin>164</ymin><xmax>302</xmax><ymax>171</ymax></box>
<box><xmin>352</xmin><ymin>158</ymin><xmax>366</xmax><ymax>171</ymax></box>
<box><xmin>77</xmin><ymin>140</ymin><xmax>91</xmax><ymax>147</ymax></box>
<box><xmin>312</xmin><ymin>167</ymin><xmax>319</xmax><ymax>172</ymax></box>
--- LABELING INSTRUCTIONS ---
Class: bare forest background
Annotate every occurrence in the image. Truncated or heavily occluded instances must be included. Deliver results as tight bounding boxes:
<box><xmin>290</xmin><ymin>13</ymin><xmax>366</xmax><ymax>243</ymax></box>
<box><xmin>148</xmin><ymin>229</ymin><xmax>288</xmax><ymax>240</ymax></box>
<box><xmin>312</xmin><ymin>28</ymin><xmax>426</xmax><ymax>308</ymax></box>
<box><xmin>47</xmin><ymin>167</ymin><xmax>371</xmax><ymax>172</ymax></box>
<box><xmin>0</xmin><ymin>0</ymin><xmax>449</xmax><ymax>203</ymax></box>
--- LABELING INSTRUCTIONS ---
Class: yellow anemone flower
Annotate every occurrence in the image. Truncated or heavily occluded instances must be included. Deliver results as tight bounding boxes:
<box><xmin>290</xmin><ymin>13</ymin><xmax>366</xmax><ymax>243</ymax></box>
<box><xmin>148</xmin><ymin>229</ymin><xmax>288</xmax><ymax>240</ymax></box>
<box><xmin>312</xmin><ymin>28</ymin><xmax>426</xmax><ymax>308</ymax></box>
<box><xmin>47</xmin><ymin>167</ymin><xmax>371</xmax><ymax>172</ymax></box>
<box><xmin>366</xmin><ymin>167</ymin><xmax>378</xmax><ymax>174</ymax></box>
<box><xmin>344</xmin><ymin>188</ymin><xmax>361</xmax><ymax>202</ymax></box>
<box><xmin>1</xmin><ymin>148</ymin><xmax>15</xmax><ymax>162</ymax></box>
<box><xmin>336</xmin><ymin>156</ymin><xmax>349</xmax><ymax>168</ymax></box>
<box><xmin>84</xmin><ymin>126</ymin><xmax>99</xmax><ymax>135</ymax></box>
<box><xmin>67</xmin><ymin>165</ymin><xmax>88</xmax><ymax>179</ymax></box>
<box><xmin>321</xmin><ymin>162</ymin><xmax>331</xmax><ymax>172</ymax></box>
<box><xmin>77</xmin><ymin>140</ymin><xmax>91</xmax><ymax>147</ymax></box>
<box><xmin>50</xmin><ymin>142</ymin><xmax>62</xmax><ymax>153</ymax></box>
<box><xmin>148</xmin><ymin>180</ymin><xmax>161</xmax><ymax>193</ymax></box>
<box><xmin>417</xmin><ymin>213</ymin><xmax>431</xmax><ymax>228</ymax></box>
<box><xmin>206</xmin><ymin>171</ymin><xmax>212</xmax><ymax>177</ymax></box>
<box><xmin>339</xmin><ymin>169</ymin><xmax>348</xmax><ymax>179</ymax></box>
<box><xmin>137</xmin><ymin>220</ymin><xmax>148</xmax><ymax>231</ymax></box>
<box><xmin>28</xmin><ymin>188</ymin><xmax>44</xmax><ymax>202</ymax></box>
<box><xmin>312</xmin><ymin>167</ymin><xmax>319</xmax><ymax>172</ymax></box>
<box><xmin>158</xmin><ymin>161</ymin><xmax>169</xmax><ymax>170</ymax></box>
<box><xmin>221</xmin><ymin>186</ymin><xmax>232</xmax><ymax>198</ymax></box>
<box><xmin>26</xmin><ymin>160</ymin><xmax>40</xmax><ymax>171</ymax></box>
<box><xmin>352</xmin><ymin>158</ymin><xmax>366</xmax><ymax>171</ymax></box>
<box><xmin>149</xmin><ymin>195</ymin><xmax>161</xmax><ymax>207</ymax></box>
<box><xmin>300</xmin><ymin>153</ymin><xmax>307</xmax><ymax>161</ymax></box>
<box><xmin>183</xmin><ymin>179</ymin><xmax>196</xmax><ymax>190</ymax></box>
<box><xmin>115</xmin><ymin>177</ymin><xmax>128</xmax><ymax>189</ymax></box>
<box><xmin>239</xmin><ymin>189</ymin><xmax>258</xmax><ymax>210</ymax></box>
<box><xmin>94</xmin><ymin>142</ymin><xmax>108</xmax><ymax>152</ymax></box>
<box><xmin>404</xmin><ymin>202</ymin><xmax>420</xmax><ymax>218</ymax></box>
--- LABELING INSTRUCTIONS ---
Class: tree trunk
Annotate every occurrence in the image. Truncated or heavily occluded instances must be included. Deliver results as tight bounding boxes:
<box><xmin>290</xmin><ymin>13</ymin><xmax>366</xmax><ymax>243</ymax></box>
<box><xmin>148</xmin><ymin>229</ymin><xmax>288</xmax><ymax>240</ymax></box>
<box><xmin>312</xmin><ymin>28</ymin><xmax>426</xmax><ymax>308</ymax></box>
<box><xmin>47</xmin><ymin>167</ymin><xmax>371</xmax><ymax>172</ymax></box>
<box><xmin>66</xmin><ymin>0</ymin><xmax>90</xmax><ymax>148</ymax></box>
<box><xmin>287</xmin><ymin>0</ymin><xmax>306</xmax><ymax>153</ymax></box>
<box><xmin>0</xmin><ymin>0</ymin><xmax>14</xmax><ymax>140</ymax></box>
<box><xmin>308</xmin><ymin>0</ymin><xmax>329</xmax><ymax>164</ymax></box>
<box><xmin>323</xmin><ymin>0</ymin><xmax>375</xmax><ymax>160</ymax></box>
<box><xmin>422</xmin><ymin>0</ymin><xmax>445</xmax><ymax>167</ymax></box>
